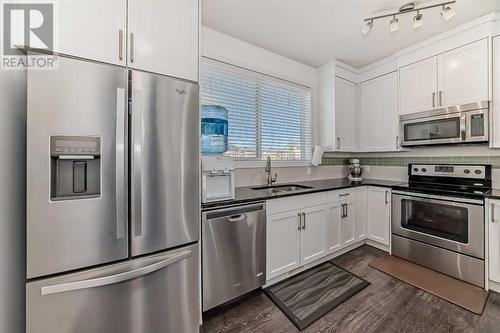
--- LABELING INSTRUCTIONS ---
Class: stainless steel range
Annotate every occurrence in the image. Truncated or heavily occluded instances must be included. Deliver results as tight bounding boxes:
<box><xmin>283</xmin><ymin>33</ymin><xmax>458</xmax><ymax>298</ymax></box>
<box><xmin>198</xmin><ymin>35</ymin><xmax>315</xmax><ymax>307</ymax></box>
<box><xmin>392</xmin><ymin>163</ymin><xmax>491</xmax><ymax>287</ymax></box>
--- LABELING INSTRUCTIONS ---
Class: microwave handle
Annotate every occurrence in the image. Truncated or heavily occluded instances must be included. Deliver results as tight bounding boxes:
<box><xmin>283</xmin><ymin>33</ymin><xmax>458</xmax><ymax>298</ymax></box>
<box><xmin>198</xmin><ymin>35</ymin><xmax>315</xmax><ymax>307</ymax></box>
<box><xmin>460</xmin><ymin>113</ymin><xmax>467</xmax><ymax>141</ymax></box>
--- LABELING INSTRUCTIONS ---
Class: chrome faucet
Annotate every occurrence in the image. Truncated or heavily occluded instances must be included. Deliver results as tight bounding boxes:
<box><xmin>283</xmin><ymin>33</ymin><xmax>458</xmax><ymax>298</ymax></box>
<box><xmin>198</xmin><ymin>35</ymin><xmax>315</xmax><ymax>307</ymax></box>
<box><xmin>265</xmin><ymin>156</ymin><xmax>278</xmax><ymax>186</ymax></box>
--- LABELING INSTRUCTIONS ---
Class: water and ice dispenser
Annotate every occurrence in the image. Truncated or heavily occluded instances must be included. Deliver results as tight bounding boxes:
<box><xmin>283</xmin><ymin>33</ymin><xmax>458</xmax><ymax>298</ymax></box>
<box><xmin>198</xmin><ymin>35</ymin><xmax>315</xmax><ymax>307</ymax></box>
<box><xmin>50</xmin><ymin>136</ymin><xmax>101</xmax><ymax>200</ymax></box>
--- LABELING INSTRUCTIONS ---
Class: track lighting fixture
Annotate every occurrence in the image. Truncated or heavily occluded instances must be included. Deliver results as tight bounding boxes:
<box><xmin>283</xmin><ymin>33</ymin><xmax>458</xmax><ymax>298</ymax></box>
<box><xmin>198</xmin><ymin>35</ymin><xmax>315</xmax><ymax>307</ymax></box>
<box><xmin>362</xmin><ymin>1</ymin><xmax>455</xmax><ymax>35</ymax></box>
<box><xmin>413</xmin><ymin>11</ymin><xmax>423</xmax><ymax>28</ymax></box>
<box><xmin>390</xmin><ymin>15</ymin><xmax>399</xmax><ymax>32</ymax></box>
<box><xmin>440</xmin><ymin>4</ymin><xmax>456</xmax><ymax>21</ymax></box>
<box><xmin>361</xmin><ymin>20</ymin><xmax>373</xmax><ymax>35</ymax></box>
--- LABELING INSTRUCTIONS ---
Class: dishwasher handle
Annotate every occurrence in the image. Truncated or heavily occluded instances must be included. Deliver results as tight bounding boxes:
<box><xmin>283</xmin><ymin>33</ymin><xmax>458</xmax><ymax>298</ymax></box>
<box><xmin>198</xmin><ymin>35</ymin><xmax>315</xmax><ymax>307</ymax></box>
<box><xmin>204</xmin><ymin>203</ymin><xmax>265</xmax><ymax>220</ymax></box>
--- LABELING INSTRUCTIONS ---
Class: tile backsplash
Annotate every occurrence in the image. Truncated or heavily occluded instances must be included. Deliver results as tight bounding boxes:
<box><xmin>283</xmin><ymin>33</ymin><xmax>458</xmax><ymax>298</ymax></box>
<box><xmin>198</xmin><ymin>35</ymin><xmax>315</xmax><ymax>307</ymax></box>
<box><xmin>322</xmin><ymin>154</ymin><xmax>500</xmax><ymax>168</ymax></box>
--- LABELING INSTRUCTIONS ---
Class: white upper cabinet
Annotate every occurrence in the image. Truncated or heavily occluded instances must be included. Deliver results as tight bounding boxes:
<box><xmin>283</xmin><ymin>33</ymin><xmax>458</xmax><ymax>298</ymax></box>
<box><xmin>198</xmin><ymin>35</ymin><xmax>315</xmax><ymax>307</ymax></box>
<box><xmin>492</xmin><ymin>36</ymin><xmax>500</xmax><ymax>148</ymax></box>
<box><xmin>128</xmin><ymin>0</ymin><xmax>199</xmax><ymax>81</ymax></box>
<box><xmin>335</xmin><ymin>77</ymin><xmax>357</xmax><ymax>151</ymax></box>
<box><xmin>358</xmin><ymin>72</ymin><xmax>399</xmax><ymax>152</ymax></box>
<box><xmin>399</xmin><ymin>39</ymin><xmax>488</xmax><ymax>115</ymax></box>
<box><xmin>437</xmin><ymin>39</ymin><xmax>489</xmax><ymax>107</ymax></box>
<box><xmin>366</xmin><ymin>187</ymin><xmax>391</xmax><ymax>246</ymax></box>
<box><xmin>54</xmin><ymin>0</ymin><xmax>126</xmax><ymax>65</ymax></box>
<box><xmin>399</xmin><ymin>57</ymin><xmax>438</xmax><ymax>115</ymax></box>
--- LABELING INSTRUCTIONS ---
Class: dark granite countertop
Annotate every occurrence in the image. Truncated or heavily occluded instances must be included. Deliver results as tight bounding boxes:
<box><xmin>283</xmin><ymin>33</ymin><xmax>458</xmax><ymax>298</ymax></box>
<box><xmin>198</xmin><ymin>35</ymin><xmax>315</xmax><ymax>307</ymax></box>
<box><xmin>202</xmin><ymin>178</ymin><xmax>405</xmax><ymax>210</ymax></box>
<box><xmin>485</xmin><ymin>190</ymin><xmax>500</xmax><ymax>200</ymax></box>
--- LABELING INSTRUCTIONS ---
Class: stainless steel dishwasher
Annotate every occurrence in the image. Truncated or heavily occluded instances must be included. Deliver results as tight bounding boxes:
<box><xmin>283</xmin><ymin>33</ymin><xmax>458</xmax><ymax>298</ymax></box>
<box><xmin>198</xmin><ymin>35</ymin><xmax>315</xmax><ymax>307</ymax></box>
<box><xmin>202</xmin><ymin>202</ymin><xmax>266</xmax><ymax>311</ymax></box>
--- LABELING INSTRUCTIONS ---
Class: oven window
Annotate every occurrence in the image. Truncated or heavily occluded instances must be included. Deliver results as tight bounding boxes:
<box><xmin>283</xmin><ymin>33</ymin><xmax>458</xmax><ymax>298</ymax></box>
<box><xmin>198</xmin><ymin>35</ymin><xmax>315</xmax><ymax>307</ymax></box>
<box><xmin>404</xmin><ymin>117</ymin><xmax>460</xmax><ymax>142</ymax></box>
<box><xmin>401</xmin><ymin>199</ymin><xmax>468</xmax><ymax>243</ymax></box>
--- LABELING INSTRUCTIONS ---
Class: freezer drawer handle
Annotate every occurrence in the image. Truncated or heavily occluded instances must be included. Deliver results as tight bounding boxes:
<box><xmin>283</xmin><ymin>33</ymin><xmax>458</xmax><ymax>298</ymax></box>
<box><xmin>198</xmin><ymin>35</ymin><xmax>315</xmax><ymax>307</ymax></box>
<box><xmin>40</xmin><ymin>250</ymin><xmax>192</xmax><ymax>296</ymax></box>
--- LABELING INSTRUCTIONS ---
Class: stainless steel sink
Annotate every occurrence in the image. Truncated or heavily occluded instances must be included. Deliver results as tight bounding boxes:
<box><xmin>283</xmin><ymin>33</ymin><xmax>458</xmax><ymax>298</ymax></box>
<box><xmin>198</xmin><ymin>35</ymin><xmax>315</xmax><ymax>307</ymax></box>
<box><xmin>251</xmin><ymin>184</ymin><xmax>313</xmax><ymax>195</ymax></box>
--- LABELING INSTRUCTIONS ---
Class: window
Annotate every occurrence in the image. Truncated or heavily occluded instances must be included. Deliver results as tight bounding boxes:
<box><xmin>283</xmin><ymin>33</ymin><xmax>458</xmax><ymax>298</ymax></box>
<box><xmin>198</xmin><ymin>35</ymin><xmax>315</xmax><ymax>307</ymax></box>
<box><xmin>201</xmin><ymin>58</ymin><xmax>311</xmax><ymax>161</ymax></box>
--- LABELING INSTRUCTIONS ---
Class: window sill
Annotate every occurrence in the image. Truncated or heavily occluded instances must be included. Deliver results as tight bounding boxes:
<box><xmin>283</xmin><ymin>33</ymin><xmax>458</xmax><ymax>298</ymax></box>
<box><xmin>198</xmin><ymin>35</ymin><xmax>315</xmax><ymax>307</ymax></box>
<box><xmin>233</xmin><ymin>160</ymin><xmax>312</xmax><ymax>169</ymax></box>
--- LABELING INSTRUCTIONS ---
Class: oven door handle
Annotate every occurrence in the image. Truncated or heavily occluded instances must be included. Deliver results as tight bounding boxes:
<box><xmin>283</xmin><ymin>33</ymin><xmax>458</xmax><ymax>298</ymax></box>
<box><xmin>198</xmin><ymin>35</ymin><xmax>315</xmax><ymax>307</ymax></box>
<box><xmin>392</xmin><ymin>190</ymin><xmax>484</xmax><ymax>205</ymax></box>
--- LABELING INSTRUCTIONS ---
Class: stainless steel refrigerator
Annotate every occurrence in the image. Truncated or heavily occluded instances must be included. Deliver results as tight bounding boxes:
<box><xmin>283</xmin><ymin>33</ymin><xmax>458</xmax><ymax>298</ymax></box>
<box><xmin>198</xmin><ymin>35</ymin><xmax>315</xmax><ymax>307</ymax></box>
<box><xmin>26</xmin><ymin>54</ymin><xmax>199</xmax><ymax>333</ymax></box>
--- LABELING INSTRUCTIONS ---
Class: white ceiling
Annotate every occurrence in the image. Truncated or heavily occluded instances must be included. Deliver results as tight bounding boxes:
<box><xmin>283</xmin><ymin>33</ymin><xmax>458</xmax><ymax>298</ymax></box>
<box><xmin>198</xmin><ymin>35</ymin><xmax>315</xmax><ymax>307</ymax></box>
<box><xmin>202</xmin><ymin>0</ymin><xmax>500</xmax><ymax>69</ymax></box>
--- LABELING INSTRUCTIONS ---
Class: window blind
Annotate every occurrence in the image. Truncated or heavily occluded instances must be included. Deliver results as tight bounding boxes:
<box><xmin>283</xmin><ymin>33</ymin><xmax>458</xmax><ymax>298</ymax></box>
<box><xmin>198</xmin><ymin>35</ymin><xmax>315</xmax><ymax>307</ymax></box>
<box><xmin>201</xmin><ymin>58</ymin><xmax>312</xmax><ymax>161</ymax></box>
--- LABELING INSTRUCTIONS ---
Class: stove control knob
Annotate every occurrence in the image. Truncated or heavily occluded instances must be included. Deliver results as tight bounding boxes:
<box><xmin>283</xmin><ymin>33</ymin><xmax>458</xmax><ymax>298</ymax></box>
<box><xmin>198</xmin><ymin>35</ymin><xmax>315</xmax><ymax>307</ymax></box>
<box><xmin>413</xmin><ymin>168</ymin><xmax>419</xmax><ymax>172</ymax></box>
<box><xmin>421</xmin><ymin>168</ymin><xmax>427</xmax><ymax>172</ymax></box>
<box><xmin>464</xmin><ymin>169</ymin><xmax>470</xmax><ymax>174</ymax></box>
<box><xmin>475</xmin><ymin>169</ymin><xmax>482</xmax><ymax>175</ymax></box>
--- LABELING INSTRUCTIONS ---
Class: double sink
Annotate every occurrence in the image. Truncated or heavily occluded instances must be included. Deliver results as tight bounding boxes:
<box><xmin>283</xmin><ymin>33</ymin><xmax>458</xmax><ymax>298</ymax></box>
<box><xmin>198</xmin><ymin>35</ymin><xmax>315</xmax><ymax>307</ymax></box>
<box><xmin>251</xmin><ymin>184</ymin><xmax>313</xmax><ymax>195</ymax></box>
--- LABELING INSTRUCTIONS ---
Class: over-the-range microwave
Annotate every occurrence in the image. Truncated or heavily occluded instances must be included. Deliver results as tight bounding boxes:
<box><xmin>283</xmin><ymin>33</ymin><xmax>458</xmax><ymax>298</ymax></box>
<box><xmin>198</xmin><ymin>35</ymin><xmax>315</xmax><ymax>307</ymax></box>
<box><xmin>400</xmin><ymin>101</ymin><xmax>489</xmax><ymax>147</ymax></box>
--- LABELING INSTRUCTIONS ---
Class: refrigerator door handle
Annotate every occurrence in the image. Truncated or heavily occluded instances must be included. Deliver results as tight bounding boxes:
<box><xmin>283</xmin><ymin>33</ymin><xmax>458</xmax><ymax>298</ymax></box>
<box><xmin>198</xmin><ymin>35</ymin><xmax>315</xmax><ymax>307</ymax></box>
<box><xmin>132</xmin><ymin>89</ymin><xmax>143</xmax><ymax>236</ymax></box>
<box><xmin>115</xmin><ymin>88</ymin><xmax>126</xmax><ymax>240</ymax></box>
<box><xmin>40</xmin><ymin>250</ymin><xmax>192</xmax><ymax>296</ymax></box>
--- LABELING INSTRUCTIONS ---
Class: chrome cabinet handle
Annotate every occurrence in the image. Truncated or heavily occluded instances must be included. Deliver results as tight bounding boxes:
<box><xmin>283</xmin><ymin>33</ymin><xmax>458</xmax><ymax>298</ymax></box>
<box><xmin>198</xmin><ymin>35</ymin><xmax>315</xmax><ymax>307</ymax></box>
<box><xmin>439</xmin><ymin>90</ymin><xmax>443</xmax><ymax>107</ymax></box>
<box><xmin>297</xmin><ymin>212</ymin><xmax>301</xmax><ymax>230</ymax></box>
<box><xmin>345</xmin><ymin>204</ymin><xmax>348</xmax><ymax>218</ymax></box>
<box><xmin>41</xmin><ymin>250</ymin><xmax>192</xmax><ymax>296</ymax></box>
<box><xmin>385</xmin><ymin>191</ymin><xmax>389</xmax><ymax>204</ymax></box>
<box><xmin>115</xmin><ymin>88</ymin><xmax>126</xmax><ymax>240</ymax></box>
<box><xmin>130</xmin><ymin>32</ymin><xmax>135</xmax><ymax>63</ymax></box>
<box><xmin>302</xmin><ymin>212</ymin><xmax>306</xmax><ymax>230</ymax></box>
<box><xmin>492</xmin><ymin>203</ymin><xmax>496</xmax><ymax>223</ymax></box>
<box><xmin>118</xmin><ymin>29</ymin><xmax>123</xmax><ymax>60</ymax></box>
<box><xmin>341</xmin><ymin>203</ymin><xmax>346</xmax><ymax>218</ymax></box>
<box><xmin>337</xmin><ymin>137</ymin><xmax>341</xmax><ymax>149</ymax></box>
<box><xmin>432</xmin><ymin>92</ymin><xmax>436</xmax><ymax>108</ymax></box>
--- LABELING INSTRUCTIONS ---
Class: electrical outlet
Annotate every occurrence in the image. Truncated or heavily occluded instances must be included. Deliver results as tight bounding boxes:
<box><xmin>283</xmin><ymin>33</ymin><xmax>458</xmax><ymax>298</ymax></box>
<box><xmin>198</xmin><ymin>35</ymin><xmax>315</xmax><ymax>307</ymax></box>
<box><xmin>307</xmin><ymin>167</ymin><xmax>311</xmax><ymax>176</ymax></box>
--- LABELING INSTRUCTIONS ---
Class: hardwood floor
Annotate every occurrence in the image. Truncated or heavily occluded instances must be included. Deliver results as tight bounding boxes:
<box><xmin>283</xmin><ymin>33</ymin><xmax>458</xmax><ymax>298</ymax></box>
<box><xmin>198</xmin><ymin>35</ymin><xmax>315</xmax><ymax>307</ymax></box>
<box><xmin>201</xmin><ymin>245</ymin><xmax>500</xmax><ymax>333</ymax></box>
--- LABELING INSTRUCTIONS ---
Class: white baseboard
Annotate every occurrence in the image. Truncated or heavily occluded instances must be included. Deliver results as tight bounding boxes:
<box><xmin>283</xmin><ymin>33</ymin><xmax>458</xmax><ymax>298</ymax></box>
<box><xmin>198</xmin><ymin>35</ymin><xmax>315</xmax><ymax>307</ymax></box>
<box><xmin>489</xmin><ymin>279</ymin><xmax>500</xmax><ymax>293</ymax></box>
<box><xmin>365</xmin><ymin>239</ymin><xmax>390</xmax><ymax>252</ymax></box>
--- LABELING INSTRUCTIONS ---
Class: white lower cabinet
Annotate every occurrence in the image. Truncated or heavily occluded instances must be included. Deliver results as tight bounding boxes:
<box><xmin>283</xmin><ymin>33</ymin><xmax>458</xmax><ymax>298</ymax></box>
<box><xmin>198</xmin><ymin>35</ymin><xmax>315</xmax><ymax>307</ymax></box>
<box><xmin>266</xmin><ymin>186</ymin><xmax>391</xmax><ymax>281</ymax></box>
<box><xmin>355</xmin><ymin>187</ymin><xmax>367</xmax><ymax>241</ymax></box>
<box><xmin>266</xmin><ymin>210</ymin><xmax>301</xmax><ymax>279</ymax></box>
<box><xmin>325</xmin><ymin>202</ymin><xmax>341</xmax><ymax>253</ymax></box>
<box><xmin>366</xmin><ymin>187</ymin><xmax>391</xmax><ymax>246</ymax></box>
<box><xmin>340</xmin><ymin>202</ymin><xmax>356</xmax><ymax>248</ymax></box>
<box><xmin>488</xmin><ymin>199</ymin><xmax>500</xmax><ymax>285</ymax></box>
<box><xmin>300</xmin><ymin>205</ymin><xmax>328</xmax><ymax>265</ymax></box>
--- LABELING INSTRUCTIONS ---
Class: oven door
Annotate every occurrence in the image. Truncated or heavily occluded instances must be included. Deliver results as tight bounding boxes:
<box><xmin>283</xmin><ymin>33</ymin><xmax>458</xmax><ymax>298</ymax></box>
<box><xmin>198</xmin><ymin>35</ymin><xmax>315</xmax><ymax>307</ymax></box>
<box><xmin>401</xmin><ymin>113</ymin><xmax>466</xmax><ymax>146</ymax></box>
<box><xmin>392</xmin><ymin>191</ymin><xmax>484</xmax><ymax>259</ymax></box>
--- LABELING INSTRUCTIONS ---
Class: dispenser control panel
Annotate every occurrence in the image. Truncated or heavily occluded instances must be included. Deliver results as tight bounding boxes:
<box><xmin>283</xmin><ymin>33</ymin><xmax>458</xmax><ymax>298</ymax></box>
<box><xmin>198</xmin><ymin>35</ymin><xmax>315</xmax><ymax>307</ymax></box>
<box><xmin>50</xmin><ymin>136</ymin><xmax>101</xmax><ymax>156</ymax></box>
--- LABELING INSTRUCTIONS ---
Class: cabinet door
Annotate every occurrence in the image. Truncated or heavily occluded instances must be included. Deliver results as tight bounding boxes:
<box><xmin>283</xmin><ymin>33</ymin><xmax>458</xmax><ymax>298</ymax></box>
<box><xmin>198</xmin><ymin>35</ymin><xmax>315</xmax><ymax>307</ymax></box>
<box><xmin>399</xmin><ymin>57</ymin><xmax>438</xmax><ymax>115</ymax></box>
<box><xmin>340</xmin><ymin>202</ymin><xmax>356</xmax><ymax>248</ymax></box>
<box><xmin>300</xmin><ymin>205</ymin><xmax>327</xmax><ymax>265</ymax></box>
<box><xmin>266</xmin><ymin>210</ymin><xmax>301</xmax><ymax>279</ymax></box>
<box><xmin>128</xmin><ymin>0</ymin><xmax>199</xmax><ymax>81</ymax></box>
<box><xmin>493</xmin><ymin>36</ymin><xmax>500</xmax><ymax>148</ymax></box>
<box><xmin>355</xmin><ymin>187</ymin><xmax>367</xmax><ymax>241</ymax></box>
<box><xmin>438</xmin><ymin>39</ymin><xmax>488</xmax><ymax>107</ymax></box>
<box><xmin>358</xmin><ymin>72</ymin><xmax>399</xmax><ymax>152</ymax></box>
<box><xmin>335</xmin><ymin>77</ymin><xmax>357</xmax><ymax>151</ymax></box>
<box><xmin>367</xmin><ymin>187</ymin><xmax>391</xmax><ymax>246</ymax></box>
<box><xmin>325</xmin><ymin>202</ymin><xmax>341</xmax><ymax>253</ymax></box>
<box><xmin>54</xmin><ymin>0</ymin><xmax>126</xmax><ymax>65</ymax></box>
<box><xmin>489</xmin><ymin>200</ymin><xmax>500</xmax><ymax>283</ymax></box>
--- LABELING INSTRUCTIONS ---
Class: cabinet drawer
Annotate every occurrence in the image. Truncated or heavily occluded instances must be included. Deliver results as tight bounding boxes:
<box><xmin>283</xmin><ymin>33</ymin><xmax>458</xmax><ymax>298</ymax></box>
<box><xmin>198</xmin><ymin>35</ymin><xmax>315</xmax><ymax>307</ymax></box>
<box><xmin>267</xmin><ymin>192</ymin><xmax>327</xmax><ymax>215</ymax></box>
<box><xmin>327</xmin><ymin>189</ymin><xmax>356</xmax><ymax>204</ymax></box>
